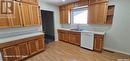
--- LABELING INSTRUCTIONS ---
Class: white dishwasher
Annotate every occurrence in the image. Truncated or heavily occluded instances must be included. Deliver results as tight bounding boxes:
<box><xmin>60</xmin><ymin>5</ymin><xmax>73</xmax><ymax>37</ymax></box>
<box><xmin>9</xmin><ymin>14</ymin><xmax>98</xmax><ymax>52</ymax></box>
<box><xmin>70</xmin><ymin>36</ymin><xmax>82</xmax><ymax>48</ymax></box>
<box><xmin>81</xmin><ymin>32</ymin><xmax>94</xmax><ymax>50</ymax></box>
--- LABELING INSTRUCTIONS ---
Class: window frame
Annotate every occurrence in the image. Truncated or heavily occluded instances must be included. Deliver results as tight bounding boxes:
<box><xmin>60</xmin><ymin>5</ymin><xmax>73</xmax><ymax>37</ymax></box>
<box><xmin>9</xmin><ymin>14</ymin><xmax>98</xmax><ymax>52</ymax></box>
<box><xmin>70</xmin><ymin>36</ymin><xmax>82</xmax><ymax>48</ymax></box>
<box><xmin>70</xmin><ymin>6</ymin><xmax>88</xmax><ymax>24</ymax></box>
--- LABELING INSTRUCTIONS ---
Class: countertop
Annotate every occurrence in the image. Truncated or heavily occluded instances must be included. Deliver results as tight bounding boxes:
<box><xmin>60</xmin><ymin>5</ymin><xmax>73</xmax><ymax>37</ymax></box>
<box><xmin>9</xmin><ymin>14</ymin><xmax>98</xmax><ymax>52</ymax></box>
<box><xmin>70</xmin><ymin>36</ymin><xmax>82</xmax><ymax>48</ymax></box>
<box><xmin>58</xmin><ymin>28</ymin><xmax>106</xmax><ymax>35</ymax></box>
<box><xmin>0</xmin><ymin>32</ymin><xmax>44</xmax><ymax>44</ymax></box>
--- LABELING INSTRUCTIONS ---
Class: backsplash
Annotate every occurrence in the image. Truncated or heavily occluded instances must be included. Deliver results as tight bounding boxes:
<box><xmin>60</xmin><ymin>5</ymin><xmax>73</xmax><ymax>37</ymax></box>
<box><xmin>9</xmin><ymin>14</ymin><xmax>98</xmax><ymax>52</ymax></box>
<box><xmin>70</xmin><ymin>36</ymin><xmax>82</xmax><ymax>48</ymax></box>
<box><xmin>61</xmin><ymin>24</ymin><xmax>112</xmax><ymax>32</ymax></box>
<box><xmin>0</xmin><ymin>26</ymin><xmax>42</xmax><ymax>39</ymax></box>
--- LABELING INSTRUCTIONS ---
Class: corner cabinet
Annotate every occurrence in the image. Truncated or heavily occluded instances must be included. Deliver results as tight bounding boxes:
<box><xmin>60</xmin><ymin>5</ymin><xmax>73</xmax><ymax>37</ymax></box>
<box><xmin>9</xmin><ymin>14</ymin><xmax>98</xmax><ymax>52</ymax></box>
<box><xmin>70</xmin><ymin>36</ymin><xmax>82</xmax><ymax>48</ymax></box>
<box><xmin>1</xmin><ymin>35</ymin><xmax>45</xmax><ymax>61</ymax></box>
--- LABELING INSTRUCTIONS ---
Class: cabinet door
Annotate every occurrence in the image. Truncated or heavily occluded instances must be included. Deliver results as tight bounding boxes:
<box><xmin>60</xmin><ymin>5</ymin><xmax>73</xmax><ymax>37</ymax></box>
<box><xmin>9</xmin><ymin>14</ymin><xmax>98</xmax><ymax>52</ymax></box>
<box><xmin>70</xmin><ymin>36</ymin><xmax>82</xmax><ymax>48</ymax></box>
<box><xmin>28</xmin><ymin>40</ymin><xmax>37</xmax><ymax>55</ymax></box>
<box><xmin>17</xmin><ymin>42</ymin><xmax>29</xmax><ymax>59</ymax></box>
<box><xmin>96</xmin><ymin>3</ymin><xmax>108</xmax><ymax>24</ymax></box>
<box><xmin>94</xmin><ymin>35</ymin><xmax>104</xmax><ymax>52</ymax></box>
<box><xmin>58</xmin><ymin>30</ymin><xmax>65</xmax><ymax>41</ymax></box>
<box><xmin>10</xmin><ymin>1</ymin><xmax>23</xmax><ymax>27</ymax></box>
<box><xmin>88</xmin><ymin>4</ymin><xmax>98</xmax><ymax>24</ymax></box>
<box><xmin>0</xmin><ymin>1</ymin><xmax>11</xmax><ymax>28</ymax></box>
<box><xmin>63</xmin><ymin>31</ymin><xmax>69</xmax><ymax>42</ymax></box>
<box><xmin>36</xmin><ymin>38</ymin><xmax>45</xmax><ymax>51</ymax></box>
<box><xmin>30</xmin><ymin>0</ymin><xmax>39</xmax><ymax>4</ymax></box>
<box><xmin>21</xmin><ymin>3</ymin><xmax>32</xmax><ymax>26</ymax></box>
<box><xmin>88</xmin><ymin>3</ymin><xmax>107</xmax><ymax>24</ymax></box>
<box><xmin>2</xmin><ymin>46</ymin><xmax>19</xmax><ymax>61</ymax></box>
<box><xmin>69</xmin><ymin>32</ymin><xmax>81</xmax><ymax>45</ymax></box>
<box><xmin>58</xmin><ymin>32</ymin><xmax>64</xmax><ymax>41</ymax></box>
<box><xmin>89</xmin><ymin>0</ymin><xmax>107</xmax><ymax>4</ymax></box>
<box><xmin>0</xmin><ymin>18</ymin><xmax>11</xmax><ymax>28</ymax></box>
<box><xmin>30</xmin><ymin>5</ymin><xmax>41</xmax><ymax>25</ymax></box>
<box><xmin>78</xmin><ymin>0</ymin><xmax>88</xmax><ymax>6</ymax></box>
<box><xmin>22</xmin><ymin>0</ymin><xmax>30</xmax><ymax>3</ymax></box>
<box><xmin>59</xmin><ymin>6</ymin><xmax>69</xmax><ymax>24</ymax></box>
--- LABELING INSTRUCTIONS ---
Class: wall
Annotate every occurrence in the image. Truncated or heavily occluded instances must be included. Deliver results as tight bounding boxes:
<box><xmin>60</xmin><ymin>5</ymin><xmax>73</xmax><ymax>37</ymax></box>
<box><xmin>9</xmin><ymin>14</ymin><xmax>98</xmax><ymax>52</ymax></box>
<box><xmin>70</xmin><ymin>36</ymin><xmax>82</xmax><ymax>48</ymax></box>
<box><xmin>104</xmin><ymin>0</ymin><xmax>130</xmax><ymax>55</ymax></box>
<box><xmin>0</xmin><ymin>26</ymin><xmax>42</xmax><ymax>39</ymax></box>
<box><xmin>39</xmin><ymin>1</ymin><xmax>61</xmax><ymax>41</ymax></box>
<box><xmin>61</xmin><ymin>0</ymin><xmax>130</xmax><ymax>55</ymax></box>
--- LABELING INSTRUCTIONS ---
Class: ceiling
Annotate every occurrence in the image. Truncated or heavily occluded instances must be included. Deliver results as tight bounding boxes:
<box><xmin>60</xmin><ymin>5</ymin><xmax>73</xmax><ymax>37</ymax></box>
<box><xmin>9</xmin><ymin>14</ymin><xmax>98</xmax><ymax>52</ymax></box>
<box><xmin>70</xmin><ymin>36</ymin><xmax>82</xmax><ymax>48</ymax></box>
<box><xmin>40</xmin><ymin>0</ymin><xmax>79</xmax><ymax>6</ymax></box>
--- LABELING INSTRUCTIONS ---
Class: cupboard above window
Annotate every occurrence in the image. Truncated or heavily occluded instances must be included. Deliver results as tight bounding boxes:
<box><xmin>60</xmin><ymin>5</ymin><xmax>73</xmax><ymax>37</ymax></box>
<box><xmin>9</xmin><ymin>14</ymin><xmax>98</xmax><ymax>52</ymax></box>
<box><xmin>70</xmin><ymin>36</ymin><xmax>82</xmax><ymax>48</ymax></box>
<box><xmin>89</xmin><ymin>0</ymin><xmax>108</xmax><ymax>5</ymax></box>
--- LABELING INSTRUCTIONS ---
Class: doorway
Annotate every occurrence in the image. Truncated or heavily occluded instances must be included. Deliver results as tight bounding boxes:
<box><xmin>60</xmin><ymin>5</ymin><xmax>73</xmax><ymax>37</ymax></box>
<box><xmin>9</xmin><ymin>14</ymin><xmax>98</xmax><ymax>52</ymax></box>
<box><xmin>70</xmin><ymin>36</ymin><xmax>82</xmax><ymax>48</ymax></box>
<box><xmin>41</xmin><ymin>10</ymin><xmax>55</xmax><ymax>44</ymax></box>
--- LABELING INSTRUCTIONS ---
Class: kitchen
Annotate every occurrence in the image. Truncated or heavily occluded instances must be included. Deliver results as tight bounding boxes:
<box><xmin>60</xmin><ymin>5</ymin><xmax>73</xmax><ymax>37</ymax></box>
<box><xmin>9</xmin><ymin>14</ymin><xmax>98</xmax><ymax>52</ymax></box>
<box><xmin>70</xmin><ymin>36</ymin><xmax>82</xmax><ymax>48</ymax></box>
<box><xmin>0</xmin><ymin>0</ymin><xmax>130</xmax><ymax>61</ymax></box>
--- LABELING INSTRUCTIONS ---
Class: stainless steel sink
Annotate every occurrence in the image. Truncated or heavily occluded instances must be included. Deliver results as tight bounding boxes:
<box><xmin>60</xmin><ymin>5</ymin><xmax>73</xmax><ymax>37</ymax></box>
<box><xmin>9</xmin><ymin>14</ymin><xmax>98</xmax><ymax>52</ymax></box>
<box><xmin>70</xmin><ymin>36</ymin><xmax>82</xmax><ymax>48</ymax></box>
<box><xmin>70</xmin><ymin>29</ymin><xmax>85</xmax><ymax>31</ymax></box>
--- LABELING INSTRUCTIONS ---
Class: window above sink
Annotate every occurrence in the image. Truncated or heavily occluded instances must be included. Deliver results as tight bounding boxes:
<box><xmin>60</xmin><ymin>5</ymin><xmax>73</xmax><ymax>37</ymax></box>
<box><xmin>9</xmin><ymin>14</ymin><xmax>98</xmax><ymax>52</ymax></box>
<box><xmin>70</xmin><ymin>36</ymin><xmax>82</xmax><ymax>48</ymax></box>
<box><xmin>71</xmin><ymin>7</ymin><xmax>88</xmax><ymax>24</ymax></box>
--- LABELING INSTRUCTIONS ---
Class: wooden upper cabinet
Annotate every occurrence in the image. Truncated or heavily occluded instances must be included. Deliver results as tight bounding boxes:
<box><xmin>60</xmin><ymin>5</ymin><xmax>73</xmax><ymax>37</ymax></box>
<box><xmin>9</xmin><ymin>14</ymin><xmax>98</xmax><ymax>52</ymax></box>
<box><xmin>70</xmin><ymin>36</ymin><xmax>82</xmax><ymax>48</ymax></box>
<box><xmin>30</xmin><ymin>5</ymin><xmax>41</xmax><ymax>25</ymax></box>
<box><xmin>89</xmin><ymin>0</ymin><xmax>108</xmax><ymax>4</ymax></box>
<box><xmin>21</xmin><ymin>0</ymin><xmax>38</xmax><ymax>4</ymax></box>
<box><xmin>0</xmin><ymin>1</ymin><xmax>11</xmax><ymax>28</ymax></box>
<box><xmin>88</xmin><ymin>2</ymin><xmax>108</xmax><ymax>24</ymax></box>
<box><xmin>106</xmin><ymin>5</ymin><xmax>115</xmax><ymax>24</ymax></box>
<box><xmin>0</xmin><ymin>17</ymin><xmax>11</xmax><ymax>28</ymax></box>
<box><xmin>30</xmin><ymin>0</ymin><xmax>39</xmax><ymax>4</ymax></box>
<box><xmin>21</xmin><ymin>0</ymin><xmax>30</xmax><ymax>3</ymax></box>
<box><xmin>78</xmin><ymin>0</ymin><xmax>89</xmax><ymax>6</ymax></box>
<box><xmin>15</xmin><ymin>0</ymin><xmax>21</xmax><ymax>2</ymax></box>
<box><xmin>10</xmin><ymin>1</ymin><xmax>23</xmax><ymax>27</ymax></box>
<box><xmin>96</xmin><ymin>3</ymin><xmax>108</xmax><ymax>24</ymax></box>
<box><xmin>88</xmin><ymin>4</ymin><xmax>97</xmax><ymax>24</ymax></box>
<box><xmin>2</xmin><ymin>46</ymin><xmax>19</xmax><ymax>61</ymax></box>
<box><xmin>59</xmin><ymin>5</ymin><xmax>69</xmax><ymax>24</ymax></box>
<box><xmin>21</xmin><ymin>3</ymin><xmax>32</xmax><ymax>26</ymax></box>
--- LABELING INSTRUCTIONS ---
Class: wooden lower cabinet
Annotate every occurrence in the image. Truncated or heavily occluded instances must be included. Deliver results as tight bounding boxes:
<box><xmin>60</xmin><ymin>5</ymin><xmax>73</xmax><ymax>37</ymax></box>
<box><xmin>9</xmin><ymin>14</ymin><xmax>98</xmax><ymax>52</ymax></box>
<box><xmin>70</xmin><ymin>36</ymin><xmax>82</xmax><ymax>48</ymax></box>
<box><xmin>58</xmin><ymin>30</ymin><xmax>69</xmax><ymax>42</ymax></box>
<box><xmin>58</xmin><ymin>29</ymin><xmax>104</xmax><ymax>52</ymax></box>
<box><xmin>58</xmin><ymin>30</ymin><xmax>81</xmax><ymax>46</ymax></box>
<box><xmin>1</xmin><ymin>35</ymin><xmax>45</xmax><ymax>61</ymax></box>
<box><xmin>2</xmin><ymin>46</ymin><xmax>19</xmax><ymax>61</ymax></box>
<box><xmin>28</xmin><ymin>40</ymin><xmax>38</xmax><ymax>55</ymax></box>
<box><xmin>94</xmin><ymin>34</ymin><xmax>104</xmax><ymax>52</ymax></box>
<box><xmin>37</xmin><ymin>38</ymin><xmax>45</xmax><ymax>51</ymax></box>
<box><xmin>17</xmin><ymin>42</ymin><xmax>29</xmax><ymax>59</ymax></box>
<box><xmin>69</xmin><ymin>32</ymin><xmax>81</xmax><ymax>46</ymax></box>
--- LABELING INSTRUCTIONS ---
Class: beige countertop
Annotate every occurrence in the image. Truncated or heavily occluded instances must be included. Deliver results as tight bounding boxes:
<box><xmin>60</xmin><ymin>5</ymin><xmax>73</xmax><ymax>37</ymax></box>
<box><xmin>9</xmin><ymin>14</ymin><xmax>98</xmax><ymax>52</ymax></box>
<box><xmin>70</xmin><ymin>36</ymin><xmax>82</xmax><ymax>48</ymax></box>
<box><xmin>58</xmin><ymin>28</ymin><xmax>106</xmax><ymax>35</ymax></box>
<box><xmin>0</xmin><ymin>32</ymin><xmax>44</xmax><ymax>44</ymax></box>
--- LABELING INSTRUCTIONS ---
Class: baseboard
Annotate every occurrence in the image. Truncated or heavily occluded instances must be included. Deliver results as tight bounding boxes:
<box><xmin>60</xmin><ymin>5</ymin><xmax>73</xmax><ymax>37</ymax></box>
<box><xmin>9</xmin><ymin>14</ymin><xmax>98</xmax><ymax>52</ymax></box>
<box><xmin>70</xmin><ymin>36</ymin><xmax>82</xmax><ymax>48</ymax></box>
<box><xmin>104</xmin><ymin>47</ymin><xmax>130</xmax><ymax>55</ymax></box>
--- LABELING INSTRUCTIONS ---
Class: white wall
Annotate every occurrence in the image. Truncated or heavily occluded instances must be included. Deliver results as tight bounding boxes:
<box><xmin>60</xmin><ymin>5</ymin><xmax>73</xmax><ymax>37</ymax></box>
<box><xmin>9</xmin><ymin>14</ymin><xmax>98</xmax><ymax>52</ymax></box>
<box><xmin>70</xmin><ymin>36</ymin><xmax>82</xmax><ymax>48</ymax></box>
<box><xmin>104</xmin><ymin>0</ymin><xmax>130</xmax><ymax>55</ymax></box>
<box><xmin>39</xmin><ymin>1</ymin><xmax>61</xmax><ymax>41</ymax></box>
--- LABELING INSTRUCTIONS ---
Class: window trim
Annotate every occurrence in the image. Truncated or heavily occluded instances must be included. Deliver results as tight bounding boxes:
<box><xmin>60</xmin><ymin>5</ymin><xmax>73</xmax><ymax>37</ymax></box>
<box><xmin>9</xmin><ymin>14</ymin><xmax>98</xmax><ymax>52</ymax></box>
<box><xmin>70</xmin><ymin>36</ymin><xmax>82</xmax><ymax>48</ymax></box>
<box><xmin>70</xmin><ymin>6</ymin><xmax>88</xmax><ymax>24</ymax></box>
